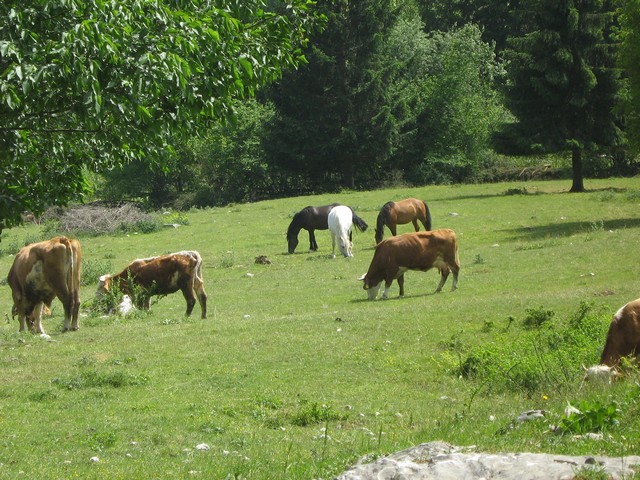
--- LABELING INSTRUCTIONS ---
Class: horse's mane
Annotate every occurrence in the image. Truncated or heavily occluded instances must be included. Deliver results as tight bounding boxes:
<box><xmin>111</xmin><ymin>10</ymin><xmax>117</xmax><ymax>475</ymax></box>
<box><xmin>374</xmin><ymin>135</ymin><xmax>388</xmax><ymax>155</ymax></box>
<box><xmin>287</xmin><ymin>207</ymin><xmax>311</xmax><ymax>238</ymax></box>
<box><xmin>375</xmin><ymin>201</ymin><xmax>394</xmax><ymax>242</ymax></box>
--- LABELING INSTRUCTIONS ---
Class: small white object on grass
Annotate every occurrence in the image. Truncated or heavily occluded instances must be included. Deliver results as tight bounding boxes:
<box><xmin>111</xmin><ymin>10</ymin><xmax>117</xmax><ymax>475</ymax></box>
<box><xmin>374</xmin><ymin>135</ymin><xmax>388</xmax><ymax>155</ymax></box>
<box><xmin>118</xmin><ymin>295</ymin><xmax>135</xmax><ymax>316</ymax></box>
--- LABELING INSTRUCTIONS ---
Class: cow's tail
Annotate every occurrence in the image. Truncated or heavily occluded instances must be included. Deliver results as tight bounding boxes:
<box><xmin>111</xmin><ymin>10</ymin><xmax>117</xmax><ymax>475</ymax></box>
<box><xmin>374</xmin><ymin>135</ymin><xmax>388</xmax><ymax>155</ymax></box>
<box><xmin>351</xmin><ymin>212</ymin><xmax>368</xmax><ymax>233</ymax></box>
<box><xmin>192</xmin><ymin>251</ymin><xmax>204</xmax><ymax>284</ymax></box>
<box><xmin>423</xmin><ymin>200</ymin><xmax>432</xmax><ymax>231</ymax></box>
<box><xmin>59</xmin><ymin>236</ymin><xmax>77</xmax><ymax>293</ymax></box>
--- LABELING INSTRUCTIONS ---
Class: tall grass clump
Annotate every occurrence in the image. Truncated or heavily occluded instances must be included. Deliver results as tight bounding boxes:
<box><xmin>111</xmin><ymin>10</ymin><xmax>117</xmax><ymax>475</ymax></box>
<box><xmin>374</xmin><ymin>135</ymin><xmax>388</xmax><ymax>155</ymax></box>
<box><xmin>453</xmin><ymin>302</ymin><xmax>609</xmax><ymax>397</ymax></box>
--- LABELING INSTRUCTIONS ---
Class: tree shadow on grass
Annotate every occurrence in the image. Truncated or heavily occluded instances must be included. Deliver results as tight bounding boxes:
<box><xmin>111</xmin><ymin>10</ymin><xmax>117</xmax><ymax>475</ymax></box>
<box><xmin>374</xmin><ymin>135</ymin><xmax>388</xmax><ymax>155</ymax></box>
<box><xmin>428</xmin><ymin>186</ymin><xmax>631</xmax><ymax>204</ymax></box>
<box><xmin>501</xmin><ymin>217</ymin><xmax>640</xmax><ymax>241</ymax></box>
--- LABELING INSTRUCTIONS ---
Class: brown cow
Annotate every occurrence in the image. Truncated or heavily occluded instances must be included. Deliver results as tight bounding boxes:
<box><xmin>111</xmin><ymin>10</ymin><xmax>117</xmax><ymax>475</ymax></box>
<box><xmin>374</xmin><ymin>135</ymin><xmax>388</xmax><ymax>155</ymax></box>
<box><xmin>358</xmin><ymin>229</ymin><xmax>459</xmax><ymax>300</ymax></box>
<box><xmin>599</xmin><ymin>298</ymin><xmax>640</xmax><ymax>367</ymax></box>
<box><xmin>7</xmin><ymin>236</ymin><xmax>82</xmax><ymax>333</ymax></box>
<box><xmin>96</xmin><ymin>250</ymin><xmax>207</xmax><ymax>318</ymax></box>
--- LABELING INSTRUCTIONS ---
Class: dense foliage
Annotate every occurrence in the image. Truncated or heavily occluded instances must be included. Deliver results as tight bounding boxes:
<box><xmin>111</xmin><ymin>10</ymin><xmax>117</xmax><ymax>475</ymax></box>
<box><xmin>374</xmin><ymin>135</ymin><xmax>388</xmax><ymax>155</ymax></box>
<box><xmin>0</xmin><ymin>0</ymin><xmax>322</xmax><ymax>230</ymax></box>
<box><xmin>2</xmin><ymin>0</ymin><xmax>640</xmax><ymax>215</ymax></box>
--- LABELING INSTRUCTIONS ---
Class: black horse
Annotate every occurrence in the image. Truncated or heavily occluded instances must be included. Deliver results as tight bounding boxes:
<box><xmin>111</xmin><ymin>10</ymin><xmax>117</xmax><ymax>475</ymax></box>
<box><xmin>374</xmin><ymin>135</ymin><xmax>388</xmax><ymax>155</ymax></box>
<box><xmin>287</xmin><ymin>203</ymin><xmax>368</xmax><ymax>254</ymax></box>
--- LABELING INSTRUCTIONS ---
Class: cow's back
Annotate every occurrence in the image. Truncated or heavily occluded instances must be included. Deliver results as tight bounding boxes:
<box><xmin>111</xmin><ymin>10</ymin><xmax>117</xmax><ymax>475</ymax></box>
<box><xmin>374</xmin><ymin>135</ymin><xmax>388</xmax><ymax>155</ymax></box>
<box><xmin>126</xmin><ymin>252</ymin><xmax>198</xmax><ymax>292</ymax></box>
<box><xmin>376</xmin><ymin>230</ymin><xmax>457</xmax><ymax>268</ymax></box>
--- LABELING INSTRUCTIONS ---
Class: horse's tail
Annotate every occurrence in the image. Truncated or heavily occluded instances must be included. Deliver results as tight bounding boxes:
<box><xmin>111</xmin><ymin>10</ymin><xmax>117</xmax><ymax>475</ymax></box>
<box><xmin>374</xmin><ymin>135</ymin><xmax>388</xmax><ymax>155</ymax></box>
<box><xmin>375</xmin><ymin>211</ymin><xmax>386</xmax><ymax>243</ymax></box>
<box><xmin>375</xmin><ymin>202</ymin><xmax>392</xmax><ymax>243</ymax></box>
<box><xmin>422</xmin><ymin>200</ymin><xmax>432</xmax><ymax>231</ymax></box>
<box><xmin>351</xmin><ymin>212</ymin><xmax>368</xmax><ymax>233</ymax></box>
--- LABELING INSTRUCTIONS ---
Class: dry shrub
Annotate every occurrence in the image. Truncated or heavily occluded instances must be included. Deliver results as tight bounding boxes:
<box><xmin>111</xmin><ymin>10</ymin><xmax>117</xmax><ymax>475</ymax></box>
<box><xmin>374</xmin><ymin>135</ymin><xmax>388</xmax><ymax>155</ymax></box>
<box><xmin>42</xmin><ymin>203</ymin><xmax>160</xmax><ymax>236</ymax></box>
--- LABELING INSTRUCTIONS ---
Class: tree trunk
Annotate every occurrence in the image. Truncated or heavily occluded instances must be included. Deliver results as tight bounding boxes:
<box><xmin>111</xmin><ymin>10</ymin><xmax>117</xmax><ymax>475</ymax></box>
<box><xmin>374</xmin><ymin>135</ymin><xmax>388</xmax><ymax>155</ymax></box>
<box><xmin>569</xmin><ymin>147</ymin><xmax>585</xmax><ymax>192</ymax></box>
<box><xmin>343</xmin><ymin>160</ymin><xmax>355</xmax><ymax>189</ymax></box>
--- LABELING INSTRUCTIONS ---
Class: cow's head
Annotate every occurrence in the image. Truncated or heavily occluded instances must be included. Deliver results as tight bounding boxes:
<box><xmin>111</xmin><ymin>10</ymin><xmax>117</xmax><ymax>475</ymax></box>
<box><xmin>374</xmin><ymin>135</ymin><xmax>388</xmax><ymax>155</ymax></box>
<box><xmin>582</xmin><ymin>364</ymin><xmax>619</xmax><ymax>384</ymax></box>
<box><xmin>96</xmin><ymin>274</ymin><xmax>112</xmax><ymax>295</ymax></box>
<box><xmin>358</xmin><ymin>274</ymin><xmax>381</xmax><ymax>300</ymax></box>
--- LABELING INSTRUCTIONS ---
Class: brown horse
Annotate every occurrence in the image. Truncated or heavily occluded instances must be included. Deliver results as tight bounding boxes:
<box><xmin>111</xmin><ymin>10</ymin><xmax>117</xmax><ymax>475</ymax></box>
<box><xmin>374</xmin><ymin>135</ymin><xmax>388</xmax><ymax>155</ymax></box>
<box><xmin>375</xmin><ymin>198</ymin><xmax>432</xmax><ymax>244</ymax></box>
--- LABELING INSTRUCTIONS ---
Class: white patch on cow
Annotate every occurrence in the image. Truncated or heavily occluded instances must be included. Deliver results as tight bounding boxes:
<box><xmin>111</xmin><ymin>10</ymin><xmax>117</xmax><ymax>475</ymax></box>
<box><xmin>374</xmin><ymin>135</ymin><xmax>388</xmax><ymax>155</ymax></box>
<box><xmin>381</xmin><ymin>286</ymin><xmax>391</xmax><ymax>299</ymax></box>
<box><xmin>25</xmin><ymin>260</ymin><xmax>54</xmax><ymax>296</ymax></box>
<box><xmin>432</xmin><ymin>255</ymin><xmax>447</xmax><ymax>270</ymax></box>
<box><xmin>169</xmin><ymin>271</ymin><xmax>179</xmax><ymax>289</ymax></box>
<box><xmin>366</xmin><ymin>282</ymin><xmax>381</xmax><ymax>300</ymax></box>
<box><xmin>394</xmin><ymin>267</ymin><xmax>408</xmax><ymax>279</ymax></box>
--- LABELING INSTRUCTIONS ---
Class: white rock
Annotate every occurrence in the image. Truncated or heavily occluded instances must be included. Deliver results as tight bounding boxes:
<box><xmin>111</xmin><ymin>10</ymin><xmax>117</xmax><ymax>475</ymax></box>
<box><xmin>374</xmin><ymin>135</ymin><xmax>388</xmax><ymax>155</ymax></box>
<box><xmin>517</xmin><ymin>410</ymin><xmax>545</xmax><ymax>422</ymax></box>
<box><xmin>90</xmin><ymin>456</ymin><xmax>100</xmax><ymax>463</ymax></box>
<box><xmin>195</xmin><ymin>443</ymin><xmax>210</xmax><ymax>451</ymax></box>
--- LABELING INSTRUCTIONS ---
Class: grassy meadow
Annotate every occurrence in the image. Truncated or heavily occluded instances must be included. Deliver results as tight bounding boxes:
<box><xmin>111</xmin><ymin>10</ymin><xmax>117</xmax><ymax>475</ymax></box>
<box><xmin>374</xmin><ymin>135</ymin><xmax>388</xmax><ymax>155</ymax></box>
<box><xmin>1</xmin><ymin>178</ymin><xmax>640</xmax><ymax>479</ymax></box>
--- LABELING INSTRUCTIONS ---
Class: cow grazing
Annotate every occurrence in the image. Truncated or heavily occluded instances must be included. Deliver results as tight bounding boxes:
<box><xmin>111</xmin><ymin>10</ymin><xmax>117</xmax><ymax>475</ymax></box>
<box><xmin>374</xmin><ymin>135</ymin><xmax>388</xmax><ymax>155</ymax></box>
<box><xmin>7</xmin><ymin>236</ymin><xmax>82</xmax><ymax>333</ymax></box>
<box><xmin>358</xmin><ymin>229</ymin><xmax>459</xmax><ymax>300</ymax></box>
<box><xmin>97</xmin><ymin>250</ymin><xmax>207</xmax><ymax>318</ymax></box>
<box><xmin>598</xmin><ymin>298</ymin><xmax>640</xmax><ymax>367</ymax></box>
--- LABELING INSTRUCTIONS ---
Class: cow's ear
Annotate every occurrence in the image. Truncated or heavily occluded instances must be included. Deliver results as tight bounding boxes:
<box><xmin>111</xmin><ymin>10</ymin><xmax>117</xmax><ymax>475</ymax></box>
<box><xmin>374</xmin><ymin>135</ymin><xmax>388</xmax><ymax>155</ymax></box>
<box><xmin>357</xmin><ymin>274</ymin><xmax>366</xmax><ymax>281</ymax></box>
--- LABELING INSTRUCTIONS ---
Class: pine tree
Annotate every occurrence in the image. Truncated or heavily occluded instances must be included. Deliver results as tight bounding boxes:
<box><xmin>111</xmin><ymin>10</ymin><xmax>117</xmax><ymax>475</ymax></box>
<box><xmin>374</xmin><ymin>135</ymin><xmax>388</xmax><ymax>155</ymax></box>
<box><xmin>618</xmin><ymin>0</ymin><xmax>640</xmax><ymax>155</ymax></box>
<box><xmin>504</xmin><ymin>0</ymin><xmax>622</xmax><ymax>192</ymax></box>
<box><xmin>264</xmin><ymin>0</ymin><xmax>397</xmax><ymax>189</ymax></box>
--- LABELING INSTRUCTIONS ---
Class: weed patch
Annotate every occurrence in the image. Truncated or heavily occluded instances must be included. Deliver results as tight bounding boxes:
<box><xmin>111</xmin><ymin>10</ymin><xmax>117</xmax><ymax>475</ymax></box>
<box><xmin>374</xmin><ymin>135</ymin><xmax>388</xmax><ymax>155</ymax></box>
<box><xmin>453</xmin><ymin>302</ymin><xmax>608</xmax><ymax>396</ymax></box>
<box><xmin>52</xmin><ymin>368</ymin><xmax>149</xmax><ymax>390</ymax></box>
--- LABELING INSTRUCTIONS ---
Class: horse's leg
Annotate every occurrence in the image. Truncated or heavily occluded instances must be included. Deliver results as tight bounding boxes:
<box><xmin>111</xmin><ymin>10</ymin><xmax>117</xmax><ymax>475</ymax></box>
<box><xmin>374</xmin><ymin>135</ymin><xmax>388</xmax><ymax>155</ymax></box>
<box><xmin>331</xmin><ymin>232</ymin><xmax>336</xmax><ymax>258</ymax></box>
<box><xmin>390</xmin><ymin>223</ymin><xmax>397</xmax><ymax>236</ymax></box>
<box><xmin>309</xmin><ymin>229</ymin><xmax>318</xmax><ymax>252</ymax></box>
<box><xmin>412</xmin><ymin>219</ymin><xmax>420</xmax><ymax>232</ymax></box>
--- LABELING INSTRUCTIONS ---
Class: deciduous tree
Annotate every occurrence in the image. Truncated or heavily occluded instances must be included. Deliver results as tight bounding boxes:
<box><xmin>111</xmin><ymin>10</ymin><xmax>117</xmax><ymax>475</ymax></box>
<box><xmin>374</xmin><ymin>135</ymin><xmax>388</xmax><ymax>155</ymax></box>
<box><xmin>0</xmin><ymin>0</ymin><xmax>322</xmax><ymax>232</ymax></box>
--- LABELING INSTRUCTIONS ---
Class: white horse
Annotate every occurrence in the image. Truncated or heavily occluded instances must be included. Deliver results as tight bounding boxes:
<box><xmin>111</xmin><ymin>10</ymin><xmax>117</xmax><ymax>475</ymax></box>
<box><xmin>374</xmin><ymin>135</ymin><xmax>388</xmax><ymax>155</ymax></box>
<box><xmin>328</xmin><ymin>205</ymin><xmax>354</xmax><ymax>258</ymax></box>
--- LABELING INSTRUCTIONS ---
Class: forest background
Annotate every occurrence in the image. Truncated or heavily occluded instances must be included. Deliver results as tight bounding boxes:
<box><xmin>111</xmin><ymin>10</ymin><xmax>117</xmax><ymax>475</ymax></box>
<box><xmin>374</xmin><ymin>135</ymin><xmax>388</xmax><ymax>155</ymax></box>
<box><xmin>2</xmin><ymin>0</ymin><xmax>640</xmax><ymax>222</ymax></box>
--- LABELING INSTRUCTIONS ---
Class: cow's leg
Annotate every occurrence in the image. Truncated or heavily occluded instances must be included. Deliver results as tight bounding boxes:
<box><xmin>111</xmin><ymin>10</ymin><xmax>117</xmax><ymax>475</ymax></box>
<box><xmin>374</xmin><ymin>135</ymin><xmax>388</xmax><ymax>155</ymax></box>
<box><xmin>194</xmin><ymin>280</ymin><xmax>208</xmax><ymax>319</ymax></box>
<box><xmin>309</xmin><ymin>230</ymin><xmax>318</xmax><ymax>252</ymax></box>
<box><xmin>397</xmin><ymin>274</ymin><xmax>405</xmax><ymax>297</ymax></box>
<box><xmin>70</xmin><ymin>290</ymin><xmax>81</xmax><ymax>330</ymax></box>
<box><xmin>382</xmin><ymin>279</ymin><xmax>394</xmax><ymax>299</ymax></box>
<box><xmin>17</xmin><ymin>308</ymin><xmax>27</xmax><ymax>332</ymax></box>
<box><xmin>181</xmin><ymin>287</ymin><xmax>197</xmax><ymax>316</ymax></box>
<box><xmin>450</xmin><ymin>263</ymin><xmax>459</xmax><ymax>291</ymax></box>
<box><xmin>61</xmin><ymin>295</ymin><xmax>72</xmax><ymax>332</ymax></box>
<box><xmin>31</xmin><ymin>303</ymin><xmax>46</xmax><ymax>334</ymax></box>
<box><xmin>435</xmin><ymin>267</ymin><xmax>450</xmax><ymax>293</ymax></box>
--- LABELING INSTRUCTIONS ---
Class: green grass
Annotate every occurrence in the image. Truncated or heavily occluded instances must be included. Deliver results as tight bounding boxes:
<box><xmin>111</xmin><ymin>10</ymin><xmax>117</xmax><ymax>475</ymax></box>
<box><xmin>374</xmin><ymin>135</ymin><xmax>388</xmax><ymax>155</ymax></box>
<box><xmin>1</xmin><ymin>178</ymin><xmax>640</xmax><ymax>479</ymax></box>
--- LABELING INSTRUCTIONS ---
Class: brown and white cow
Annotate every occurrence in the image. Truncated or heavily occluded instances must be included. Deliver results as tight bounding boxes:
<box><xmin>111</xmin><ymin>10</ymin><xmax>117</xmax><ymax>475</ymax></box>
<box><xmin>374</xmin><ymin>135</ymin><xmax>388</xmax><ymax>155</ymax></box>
<box><xmin>7</xmin><ymin>236</ymin><xmax>82</xmax><ymax>333</ymax></box>
<box><xmin>96</xmin><ymin>250</ymin><xmax>207</xmax><ymax>318</ymax></box>
<box><xmin>358</xmin><ymin>229</ymin><xmax>459</xmax><ymax>300</ymax></box>
<box><xmin>598</xmin><ymin>298</ymin><xmax>640</xmax><ymax>367</ymax></box>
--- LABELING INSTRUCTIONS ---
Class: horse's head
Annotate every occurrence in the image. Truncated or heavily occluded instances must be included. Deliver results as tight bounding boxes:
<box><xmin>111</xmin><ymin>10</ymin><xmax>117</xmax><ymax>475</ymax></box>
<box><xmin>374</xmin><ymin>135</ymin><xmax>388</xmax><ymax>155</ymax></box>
<box><xmin>287</xmin><ymin>233</ymin><xmax>298</xmax><ymax>254</ymax></box>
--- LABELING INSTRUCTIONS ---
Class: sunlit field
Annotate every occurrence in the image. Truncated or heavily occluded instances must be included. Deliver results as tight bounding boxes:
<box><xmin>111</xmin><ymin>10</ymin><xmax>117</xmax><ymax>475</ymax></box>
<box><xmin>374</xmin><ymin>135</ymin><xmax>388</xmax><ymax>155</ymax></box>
<box><xmin>1</xmin><ymin>178</ymin><xmax>639</xmax><ymax>479</ymax></box>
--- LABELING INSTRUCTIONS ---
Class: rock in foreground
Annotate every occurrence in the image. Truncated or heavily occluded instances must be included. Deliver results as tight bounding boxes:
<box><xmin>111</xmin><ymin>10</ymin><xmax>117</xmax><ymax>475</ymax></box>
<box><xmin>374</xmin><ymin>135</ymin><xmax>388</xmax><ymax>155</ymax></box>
<box><xmin>335</xmin><ymin>441</ymin><xmax>640</xmax><ymax>480</ymax></box>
